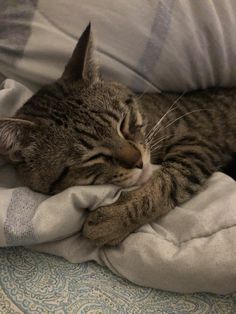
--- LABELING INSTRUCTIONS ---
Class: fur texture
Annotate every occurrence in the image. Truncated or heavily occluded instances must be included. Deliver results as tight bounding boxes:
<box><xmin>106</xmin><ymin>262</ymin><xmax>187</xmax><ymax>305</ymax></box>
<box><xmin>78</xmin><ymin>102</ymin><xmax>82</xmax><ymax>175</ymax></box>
<box><xmin>0</xmin><ymin>24</ymin><xmax>235</xmax><ymax>245</ymax></box>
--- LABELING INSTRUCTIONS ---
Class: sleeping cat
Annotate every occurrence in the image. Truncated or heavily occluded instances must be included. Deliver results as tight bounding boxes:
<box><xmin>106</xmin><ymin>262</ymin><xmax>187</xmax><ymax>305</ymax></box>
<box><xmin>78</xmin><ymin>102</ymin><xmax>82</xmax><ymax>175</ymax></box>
<box><xmin>0</xmin><ymin>24</ymin><xmax>235</xmax><ymax>245</ymax></box>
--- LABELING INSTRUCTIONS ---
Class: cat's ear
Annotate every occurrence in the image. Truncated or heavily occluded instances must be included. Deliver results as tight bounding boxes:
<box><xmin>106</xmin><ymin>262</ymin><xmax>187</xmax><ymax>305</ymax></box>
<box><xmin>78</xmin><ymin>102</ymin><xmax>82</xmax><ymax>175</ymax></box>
<box><xmin>0</xmin><ymin>118</ymin><xmax>35</xmax><ymax>161</ymax></box>
<box><xmin>61</xmin><ymin>23</ymin><xmax>100</xmax><ymax>84</ymax></box>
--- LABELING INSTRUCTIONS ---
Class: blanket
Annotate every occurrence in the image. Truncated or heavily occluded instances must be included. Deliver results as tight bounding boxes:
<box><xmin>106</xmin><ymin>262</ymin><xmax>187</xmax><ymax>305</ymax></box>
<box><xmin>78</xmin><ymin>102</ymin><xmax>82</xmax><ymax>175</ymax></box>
<box><xmin>0</xmin><ymin>79</ymin><xmax>236</xmax><ymax>294</ymax></box>
<box><xmin>1</xmin><ymin>0</ymin><xmax>236</xmax><ymax>294</ymax></box>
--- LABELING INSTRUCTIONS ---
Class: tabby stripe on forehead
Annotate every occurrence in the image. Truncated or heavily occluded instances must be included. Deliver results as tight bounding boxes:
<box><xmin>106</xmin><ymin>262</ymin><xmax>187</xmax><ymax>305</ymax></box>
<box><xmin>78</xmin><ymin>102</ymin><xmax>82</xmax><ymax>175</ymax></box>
<box><xmin>91</xmin><ymin>115</ymin><xmax>111</xmax><ymax>130</ymax></box>
<box><xmin>72</xmin><ymin>109</ymin><xmax>110</xmax><ymax>131</ymax></box>
<box><xmin>90</xmin><ymin>109</ymin><xmax>119</xmax><ymax>124</ymax></box>
<box><xmin>74</xmin><ymin>128</ymin><xmax>99</xmax><ymax>141</ymax></box>
<box><xmin>103</xmin><ymin>110</ymin><xmax>120</xmax><ymax>121</ymax></box>
<box><xmin>75</xmin><ymin>107</ymin><xmax>106</xmax><ymax>129</ymax></box>
<box><xmin>27</xmin><ymin>108</ymin><xmax>65</xmax><ymax>125</ymax></box>
<box><xmin>96</xmin><ymin>114</ymin><xmax>112</xmax><ymax>126</ymax></box>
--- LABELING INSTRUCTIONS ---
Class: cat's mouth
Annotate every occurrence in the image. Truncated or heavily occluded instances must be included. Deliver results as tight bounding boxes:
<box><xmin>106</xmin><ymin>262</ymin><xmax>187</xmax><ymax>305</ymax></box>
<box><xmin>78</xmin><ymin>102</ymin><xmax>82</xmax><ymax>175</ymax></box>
<box><xmin>120</xmin><ymin>163</ymin><xmax>160</xmax><ymax>188</ymax></box>
<box><xmin>119</xmin><ymin>149</ymin><xmax>160</xmax><ymax>188</ymax></box>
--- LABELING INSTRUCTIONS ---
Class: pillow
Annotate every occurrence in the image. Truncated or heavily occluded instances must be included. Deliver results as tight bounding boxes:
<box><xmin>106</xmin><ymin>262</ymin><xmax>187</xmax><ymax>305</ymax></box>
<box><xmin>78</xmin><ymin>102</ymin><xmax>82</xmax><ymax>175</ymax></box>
<box><xmin>1</xmin><ymin>0</ymin><xmax>236</xmax><ymax>93</ymax></box>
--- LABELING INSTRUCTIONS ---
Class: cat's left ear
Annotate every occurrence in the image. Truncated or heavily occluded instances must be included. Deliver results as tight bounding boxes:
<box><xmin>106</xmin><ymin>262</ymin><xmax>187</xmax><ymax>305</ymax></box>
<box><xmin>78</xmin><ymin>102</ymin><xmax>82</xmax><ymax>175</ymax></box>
<box><xmin>61</xmin><ymin>23</ymin><xmax>100</xmax><ymax>84</ymax></box>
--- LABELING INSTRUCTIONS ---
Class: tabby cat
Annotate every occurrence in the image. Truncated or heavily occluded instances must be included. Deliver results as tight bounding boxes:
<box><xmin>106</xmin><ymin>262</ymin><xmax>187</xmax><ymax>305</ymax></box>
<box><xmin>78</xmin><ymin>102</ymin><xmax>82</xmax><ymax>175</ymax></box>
<box><xmin>0</xmin><ymin>24</ymin><xmax>235</xmax><ymax>245</ymax></box>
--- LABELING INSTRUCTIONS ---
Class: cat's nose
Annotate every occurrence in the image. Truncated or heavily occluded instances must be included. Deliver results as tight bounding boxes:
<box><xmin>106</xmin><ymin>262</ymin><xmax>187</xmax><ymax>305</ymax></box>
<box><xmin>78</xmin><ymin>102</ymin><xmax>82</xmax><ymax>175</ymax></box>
<box><xmin>135</xmin><ymin>158</ymin><xmax>143</xmax><ymax>169</ymax></box>
<box><xmin>115</xmin><ymin>141</ymin><xmax>143</xmax><ymax>170</ymax></box>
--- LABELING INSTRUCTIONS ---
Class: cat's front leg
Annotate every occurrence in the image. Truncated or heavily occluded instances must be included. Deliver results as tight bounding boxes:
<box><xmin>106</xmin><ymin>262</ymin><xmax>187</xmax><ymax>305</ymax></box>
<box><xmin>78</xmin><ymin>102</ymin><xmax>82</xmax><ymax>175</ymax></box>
<box><xmin>83</xmin><ymin>141</ymin><xmax>219</xmax><ymax>246</ymax></box>
<box><xmin>83</xmin><ymin>172</ymin><xmax>171</xmax><ymax>246</ymax></box>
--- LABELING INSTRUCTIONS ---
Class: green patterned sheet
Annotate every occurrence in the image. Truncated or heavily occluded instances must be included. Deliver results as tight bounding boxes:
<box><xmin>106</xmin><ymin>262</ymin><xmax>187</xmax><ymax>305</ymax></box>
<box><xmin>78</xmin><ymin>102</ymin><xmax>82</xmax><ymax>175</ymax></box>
<box><xmin>0</xmin><ymin>248</ymin><xmax>235</xmax><ymax>313</ymax></box>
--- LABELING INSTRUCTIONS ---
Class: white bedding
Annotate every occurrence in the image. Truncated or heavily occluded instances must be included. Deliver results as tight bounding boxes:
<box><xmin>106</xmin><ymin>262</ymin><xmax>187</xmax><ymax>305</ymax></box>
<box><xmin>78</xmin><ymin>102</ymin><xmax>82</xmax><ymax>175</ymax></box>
<box><xmin>0</xmin><ymin>0</ymin><xmax>236</xmax><ymax>293</ymax></box>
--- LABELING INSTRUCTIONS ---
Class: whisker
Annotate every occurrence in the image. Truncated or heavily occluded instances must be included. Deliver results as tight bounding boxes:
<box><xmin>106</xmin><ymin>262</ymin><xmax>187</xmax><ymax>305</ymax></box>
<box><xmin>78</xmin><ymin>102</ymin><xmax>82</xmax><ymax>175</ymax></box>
<box><xmin>146</xmin><ymin>106</ymin><xmax>177</xmax><ymax>142</ymax></box>
<box><xmin>150</xmin><ymin>137</ymin><xmax>172</xmax><ymax>153</ymax></box>
<box><xmin>151</xmin><ymin>143</ymin><xmax>171</xmax><ymax>152</ymax></box>
<box><xmin>155</xmin><ymin>109</ymin><xmax>216</xmax><ymax>135</ymax></box>
<box><xmin>150</xmin><ymin>135</ymin><xmax>171</xmax><ymax>149</ymax></box>
<box><xmin>146</xmin><ymin>92</ymin><xmax>185</xmax><ymax>143</ymax></box>
<box><xmin>135</xmin><ymin>85</ymin><xmax>152</xmax><ymax>101</ymax></box>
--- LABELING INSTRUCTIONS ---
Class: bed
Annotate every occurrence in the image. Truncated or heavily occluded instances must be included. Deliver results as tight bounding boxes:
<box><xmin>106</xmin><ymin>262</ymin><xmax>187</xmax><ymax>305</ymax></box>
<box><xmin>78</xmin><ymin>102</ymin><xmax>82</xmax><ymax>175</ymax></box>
<box><xmin>0</xmin><ymin>1</ymin><xmax>236</xmax><ymax>312</ymax></box>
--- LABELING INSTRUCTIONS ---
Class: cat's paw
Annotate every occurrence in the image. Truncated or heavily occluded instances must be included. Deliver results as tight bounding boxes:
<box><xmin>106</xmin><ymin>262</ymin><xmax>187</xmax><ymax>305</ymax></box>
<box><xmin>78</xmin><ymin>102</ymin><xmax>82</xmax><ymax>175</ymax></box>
<box><xmin>83</xmin><ymin>203</ymin><xmax>133</xmax><ymax>246</ymax></box>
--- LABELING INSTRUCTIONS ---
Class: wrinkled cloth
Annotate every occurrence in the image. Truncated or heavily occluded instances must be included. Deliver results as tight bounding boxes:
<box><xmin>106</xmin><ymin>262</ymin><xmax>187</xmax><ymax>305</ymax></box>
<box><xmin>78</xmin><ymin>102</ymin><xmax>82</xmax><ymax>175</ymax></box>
<box><xmin>0</xmin><ymin>79</ymin><xmax>235</xmax><ymax>294</ymax></box>
<box><xmin>1</xmin><ymin>0</ymin><xmax>236</xmax><ymax>293</ymax></box>
<box><xmin>1</xmin><ymin>1</ymin><xmax>236</xmax><ymax>93</ymax></box>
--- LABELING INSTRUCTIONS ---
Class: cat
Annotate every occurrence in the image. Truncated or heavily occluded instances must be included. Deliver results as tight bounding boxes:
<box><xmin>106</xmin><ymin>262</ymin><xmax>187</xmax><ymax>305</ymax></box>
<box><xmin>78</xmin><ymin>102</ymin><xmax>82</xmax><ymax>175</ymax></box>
<box><xmin>0</xmin><ymin>24</ymin><xmax>235</xmax><ymax>246</ymax></box>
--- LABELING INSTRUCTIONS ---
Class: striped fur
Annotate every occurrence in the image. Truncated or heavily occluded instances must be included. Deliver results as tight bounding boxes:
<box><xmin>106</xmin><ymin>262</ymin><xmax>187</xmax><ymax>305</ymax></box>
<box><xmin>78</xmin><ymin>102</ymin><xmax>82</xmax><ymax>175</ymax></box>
<box><xmin>0</xmin><ymin>25</ymin><xmax>235</xmax><ymax>245</ymax></box>
<box><xmin>83</xmin><ymin>88</ymin><xmax>236</xmax><ymax>245</ymax></box>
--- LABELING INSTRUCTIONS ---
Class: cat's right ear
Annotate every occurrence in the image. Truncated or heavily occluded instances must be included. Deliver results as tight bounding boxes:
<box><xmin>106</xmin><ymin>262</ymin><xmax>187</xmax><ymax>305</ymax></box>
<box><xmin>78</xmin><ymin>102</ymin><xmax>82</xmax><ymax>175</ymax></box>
<box><xmin>0</xmin><ymin>118</ymin><xmax>35</xmax><ymax>162</ymax></box>
<box><xmin>61</xmin><ymin>23</ymin><xmax>100</xmax><ymax>84</ymax></box>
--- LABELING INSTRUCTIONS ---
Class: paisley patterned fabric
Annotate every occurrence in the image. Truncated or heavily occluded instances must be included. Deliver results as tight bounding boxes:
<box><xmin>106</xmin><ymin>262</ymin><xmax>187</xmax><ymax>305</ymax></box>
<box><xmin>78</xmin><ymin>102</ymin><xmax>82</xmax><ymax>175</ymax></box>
<box><xmin>0</xmin><ymin>248</ymin><xmax>235</xmax><ymax>313</ymax></box>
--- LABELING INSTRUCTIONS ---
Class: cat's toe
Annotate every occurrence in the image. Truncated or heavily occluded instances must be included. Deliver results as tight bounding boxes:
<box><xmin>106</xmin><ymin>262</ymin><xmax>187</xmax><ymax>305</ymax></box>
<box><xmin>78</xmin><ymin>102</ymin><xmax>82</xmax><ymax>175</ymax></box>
<box><xmin>85</xmin><ymin>210</ymin><xmax>107</xmax><ymax>226</ymax></box>
<box><xmin>83</xmin><ymin>208</ymin><xmax>115</xmax><ymax>240</ymax></box>
<box><xmin>83</xmin><ymin>206</ymin><xmax>129</xmax><ymax>245</ymax></box>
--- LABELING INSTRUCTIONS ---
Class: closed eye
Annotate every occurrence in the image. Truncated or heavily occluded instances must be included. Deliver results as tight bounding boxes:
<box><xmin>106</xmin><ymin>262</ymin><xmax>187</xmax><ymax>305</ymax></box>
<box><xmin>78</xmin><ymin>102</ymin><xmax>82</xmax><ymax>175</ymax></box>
<box><xmin>119</xmin><ymin>111</ymin><xmax>144</xmax><ymax>139</ymax></box>
<box><xmin>83</xmin><ymin>153</ymin><xmax>113</xmax><ymax>163</ymax></box>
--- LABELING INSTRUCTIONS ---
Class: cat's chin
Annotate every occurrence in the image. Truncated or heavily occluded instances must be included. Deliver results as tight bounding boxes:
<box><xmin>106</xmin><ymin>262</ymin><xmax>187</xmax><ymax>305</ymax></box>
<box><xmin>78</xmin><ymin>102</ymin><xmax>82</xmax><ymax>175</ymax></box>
<box><xmin>120</xmin><ymin>163</ymin><xmax>160</xmax><ymax>188</ymax></box>
<box><xmin>136</xmin><ymin>163</ymin><xmax>160</xmax><ymax>186</ymax></box>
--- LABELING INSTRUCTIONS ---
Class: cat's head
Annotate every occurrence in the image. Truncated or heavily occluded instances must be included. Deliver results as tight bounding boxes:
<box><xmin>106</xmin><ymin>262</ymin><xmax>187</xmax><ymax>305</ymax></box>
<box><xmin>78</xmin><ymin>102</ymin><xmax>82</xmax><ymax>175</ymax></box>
<box><xmin>0</xmin><ymin>24</ymin><xmax>152</xmax><ymax>194</ymax></box>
